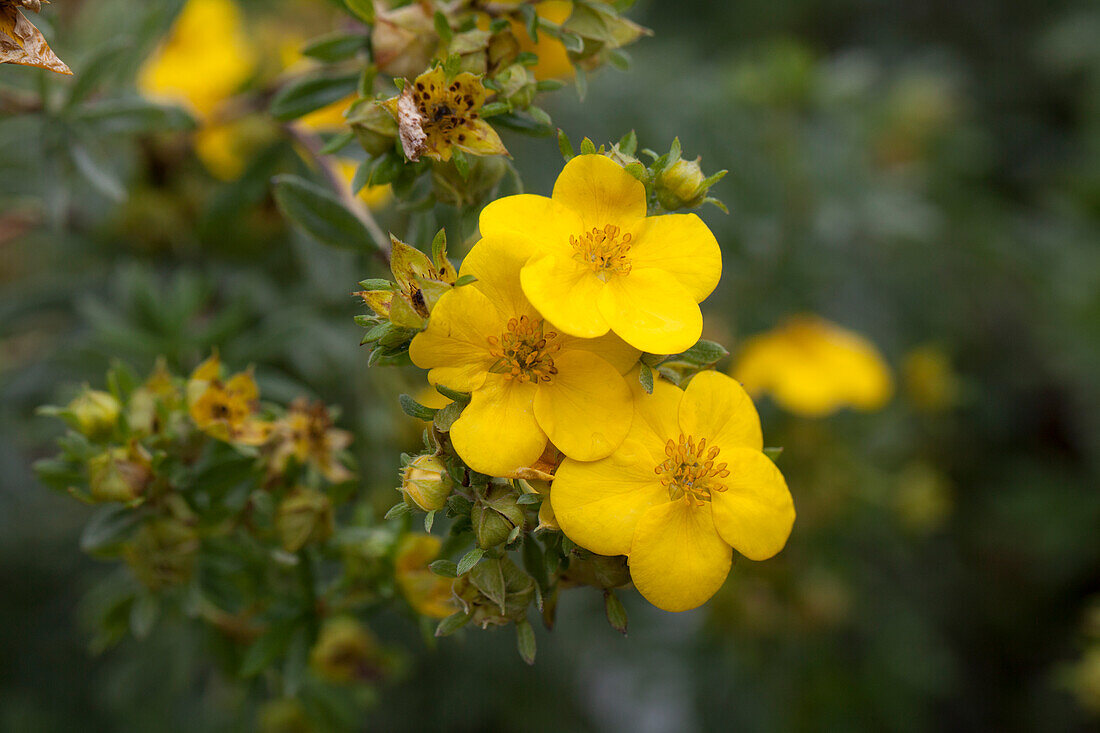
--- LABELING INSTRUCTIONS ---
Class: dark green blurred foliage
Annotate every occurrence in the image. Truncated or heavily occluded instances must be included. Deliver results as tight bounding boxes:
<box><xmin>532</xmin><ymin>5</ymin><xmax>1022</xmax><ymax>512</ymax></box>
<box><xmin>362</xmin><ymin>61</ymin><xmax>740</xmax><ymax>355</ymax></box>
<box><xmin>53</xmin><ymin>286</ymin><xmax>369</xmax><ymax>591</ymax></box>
<box><xmin>2</xmin><ymin>0</ymin><xmax>1100</xmax><ymax>731</ymax></box>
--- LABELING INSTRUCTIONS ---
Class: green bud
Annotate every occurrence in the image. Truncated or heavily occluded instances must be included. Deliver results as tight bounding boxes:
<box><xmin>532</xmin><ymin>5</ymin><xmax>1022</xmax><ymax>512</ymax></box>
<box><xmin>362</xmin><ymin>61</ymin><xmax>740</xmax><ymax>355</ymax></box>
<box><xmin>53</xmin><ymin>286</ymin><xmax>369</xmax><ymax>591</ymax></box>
<box><xmin>124</xmin><ymin>518</ymin><xmax>199</xmax><ymax>591</ymax></box>
<box><xmin>430</xmin><ymin>155</ymin><xmax>508</xmax><ymax>208</ymax></box>
<box><xmin>88</xmin><ymin>444</ymin><xmax>153</xmax><ymax>503</ymax></box>
<box><xmin>656</xmin><ymin>155</ymin><xmax>715</xmax><ymax>211</ymax></box>
<box><xmin>66</xmin><ymin>387</ymin><xmax>120</xmax><ymax>441</ymax></box>
<box><xmin>400</xmin><ymin>454</ymin><xmax>453</xmax><ymax>511</ymax></box>
<box><xmin>472</xmin><ymin>484</ymin><xmax>525</xmax><ymax>548</ymax></box>
<box><xmin>276</xmin><ymin>488</ymin><xmax>334</xmax><ymax>552</ymax></box>
<box><xmin>347</xmin><ymin>100</ymin><xmax>399</xmax><ymax>157</ymax></box>
<box><xmin>453</xmin><ymin>556</ymin><xmax>536</xmax><ymax>628</ymax></box>
<box><xmin>494</xmin><ymin>63</ymin><xmax>536</xmax><ymax>110</ymax></box>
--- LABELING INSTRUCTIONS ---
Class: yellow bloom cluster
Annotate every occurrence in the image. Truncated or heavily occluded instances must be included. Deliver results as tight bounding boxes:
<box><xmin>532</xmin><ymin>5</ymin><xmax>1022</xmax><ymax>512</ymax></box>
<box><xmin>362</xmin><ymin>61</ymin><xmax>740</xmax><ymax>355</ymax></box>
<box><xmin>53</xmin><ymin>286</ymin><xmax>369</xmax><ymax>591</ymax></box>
<box><xmin>408</xmin><ymin>155</ymin><xmax>794</xmax><ymax>611</ymax></box>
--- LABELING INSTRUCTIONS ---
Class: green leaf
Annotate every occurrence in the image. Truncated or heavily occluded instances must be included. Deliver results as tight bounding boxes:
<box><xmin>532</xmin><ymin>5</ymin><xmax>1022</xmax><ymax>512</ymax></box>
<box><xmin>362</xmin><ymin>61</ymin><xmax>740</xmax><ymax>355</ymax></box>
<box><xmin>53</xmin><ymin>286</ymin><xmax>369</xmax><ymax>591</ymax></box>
<box><xmin>580</xmin><ymin>137</ymin><xmax>597</xmax><ymax>155</ymax></box>
<box><xmin>344</xmin><ymin>0</ymin><xmax>375</xmax><ymax>24</ymax></box>
<box><xmin>451</xmin><ymin>148</ymin><xmax>470</xmax><ymax>179</ymax></box>
<box><xmin>384</xmin><ymin>502</ymin><xmax>413</xmax><ymax>520</ymax></box>
<box><xmin>618</xmin><ymin>129</ymin><xmax>638</xmax><ymax>156</ymax></box>
<box><xmin>80</xmin><ymin>505</ymin><xmax>140</xmax><ymax>556</ymax></box>
<box><xmin>763</xmin><ymin>447</ymin><xmax>784</xmax><ymax>463</ymax></box>
<box><xmin>429</xmin><ymin>559</ymin><xmax>459</xmax><ymax>578</ymax></box>
<box><xmin>358</xmin><ymin>278</ymin><xmax>395</xmax><ymax>290</ymax></box>
<box><xmin>453</xmin><ymin>274</ymin><xmax>477</xmax><ymax>287</ymax></box>
<box><xmin>516</xmin><ymin>493</ymin><xmax>542</xmax><ymax>505</ymax></box>
<box><xmin>272</xmin><ymin>174</ymin><xmax>378</xmax><ymax>253</ymax></box>
<box><xmin>456</xmin><ymin>547</ymin><xmax>484</xmax><ymax>575</ymax></box>
<box><xmin>69</xmin><ymin>143</ymin><xmax>125</xmax><ymax>201</ymax></box>
<box><xmin>424</xmin><ymin>509</ymin><xmax>437</xmax><ymax>533</ymax></box>
<box><xmin>434</xmin><ymin>383</ymin><xmax>470</xmax><ymax>403</ymax></box>
<box><xmin>516</xmin><ymin>619</ymin><xmax>536</xmax><ymax>665</ymax></box>
<box><xmin>319</xmin><ymin>130</ymin><xmax>356</xmax><ymax>155</ymax></box>
<box><xmin>433</xmin><ymin>401</ymin><xmax>464</xmax><ymax>433</ymax></box>
<box><xmin>431</xmin><ymin>228</ymin><xmax>448</xmax><ymax>268</ymax></box>
<box><xmin>557</xmin><ymin>128</ymin><xmax>575</xmax><ymax>160</ymax></box>
<box><xmin>604</xmin><ymin>590</ymin><xmax>628</xmax><ymax>635</ymax></box>
<box><xmin>433</xmin><ymin>11</ymin><xmax>453</xmax><ymax>45</ymax></box>
<box><xmin>638</xmin><ymin>363</ymin><xmax>654</xmax><ymax>394</ymax></box>
<box><xmin>399</xmin><ymin>394</ymin><xmax>437</xmax><ymax>420</ymax></box>
<box><xmin>282</xmin><ymin>627</ymin><xmax>310</xmax><ymax>697</ymax></box>
<box><xmin>240</xmin><ymin>625</ymin><xmax>292</xmax><ymax>677</ymax></box>
<box><xmin>270</xmin><ymin>72</ymin><xmax>359</xmax><ymax>122</ymax></box>
<box><xmin>470</xmin><ymin>559</ymin><xmax>507</xmax><ymax>613</ymax></box>
<box><xmin>435</xmin><ymin>610</ymin><xmax>471</xmax><ymax>637</ymax></box>
<box><xmin>129</xmin><ymin>592</ymin><xmax>159</xmax><ymax>640</ymax></box>
<box><xmin>302</xmin><ymin>32</ymin><xmax>369</xmax><ymax>63</ymax></box>
<box><xmin>66</xmin><ymin>38</ymin><xmax>128</xmax><ymax>107</ymax></box>
<box><xmin>673</xmin><ymin>339</ymin><xmax>730</xmax><ymax>366</ymax></box>
<box><xmin>478</xmin><ymin>101</ymin><xmax>511</xmax><ymax>118</ymax></box>
<box><xmin>73</xmin><ymin>96</ymin><xmax>194</xmax><ymax>133</ymax></box>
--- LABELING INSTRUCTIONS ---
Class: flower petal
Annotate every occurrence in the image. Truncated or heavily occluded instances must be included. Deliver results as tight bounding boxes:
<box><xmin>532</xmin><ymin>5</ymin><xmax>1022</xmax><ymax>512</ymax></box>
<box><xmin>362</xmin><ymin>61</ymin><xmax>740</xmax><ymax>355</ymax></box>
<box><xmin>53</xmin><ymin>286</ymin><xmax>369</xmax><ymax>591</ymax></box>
<box><xmin>597</xmin><ymin>268</ymin><xmax>702</xmax><ymax>354</ymax></box>
<box><xmin>521</xmin><ymin>254</ymin><xmax>611</xmax><ymax>338</ymax></box>
<box><xmin>678</xmin><ymin>370</ymin><xmax>763</xmax><ymax>452</ymax></box>
<box><xmin>552</xmin><ymin>154</ymin><xmax>647</xmax><ymax>228</ymax></box>
<box><xmin>459</xmin><ymin>235</ymin><xmax>538</xmax><ymax>319</ymax></box>
<box><xmin>558</xmin><ymin>331</ymin><xmax>639</xmax><ymax>374</ymax></box>
<box><xmin>630</xmin><ymin>213</ymin><xmax>722</xmax><ymax>302</ymax></box>
<box><xmin>408</xmin><ymin>286</ymin><xmax>501</xmax><ymax>392</ymax></box>
<box><xmin>450</xmin><ymin>375</ymin><xmax>545</xmax><ymax>476</ymax></box>
<box><xmin>454</xmin><ymin>119</ymin><xmax>509</xmax><ymax>158</ymax></box>
<box><xmin>478</xmin><ymin>194</ymin><xmax>581</xmax><ymax>257</ymax></box>
<box><xmin>625</xmin><ymin>370</ymin><xmax>684</xmax><ymax>451</ymax></box>
<box><xmin>534</xmin><ymin>350</ymin><xmax>632</xmax><ymax>461</ymax></box>
<box><xmin>628</xmin><ymin>499</ymin><xmax>732</xmax><ymax>612</ymax></box>
<box><xmin>710</xmin><ymin>448</ymin><xmax>795</xmax><ymax>561</ymax></box>
<box><xmin>551</xmin><ymin>448</ymin><xmax>667</xmax><ymax>557</ymax></box>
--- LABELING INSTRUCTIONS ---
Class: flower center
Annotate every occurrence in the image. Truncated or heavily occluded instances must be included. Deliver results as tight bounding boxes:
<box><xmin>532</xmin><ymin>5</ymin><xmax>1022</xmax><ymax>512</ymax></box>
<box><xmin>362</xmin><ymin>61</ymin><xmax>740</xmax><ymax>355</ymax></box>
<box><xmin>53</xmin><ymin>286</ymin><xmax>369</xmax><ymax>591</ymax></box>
<box><xmin>655</xmin><ymin>434</ymin><xmax>731</xmax><ymax>505</ymax></box>
<box><xmin>414</xmin><ymin>78</ymin><xmax>480</xmax><ymax>140</ymax></box>
<box><xmin>487</xmin><ymin>316</ymin><xmax>561</xmax><ymax>384</ymax></box>
<box><xmin>570</xmin><ymin>224</ymin><xmax>633</xmax><ymax>278</ymax></box>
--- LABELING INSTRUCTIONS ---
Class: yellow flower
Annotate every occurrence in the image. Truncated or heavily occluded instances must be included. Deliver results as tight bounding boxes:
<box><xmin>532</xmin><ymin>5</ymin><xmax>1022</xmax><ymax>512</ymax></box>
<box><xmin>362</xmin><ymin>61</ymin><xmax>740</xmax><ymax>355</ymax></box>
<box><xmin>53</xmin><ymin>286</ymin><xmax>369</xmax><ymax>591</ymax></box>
<box><xmin>551</xmin><ymin>371</ymin><xmax>794</xmax><ymax>612</ymax></box>
<box><xmin>297</xmin><ymin>94</ymin><xmax>355</xmax><ymax>133</ymax></box>
<box><xmin>409</xmin><ymin>235</ymin><xmax>638</xmax><ymax>476</ymax></box>
<box><xmin>486</xmin><ymin>1</ymin><xmax>574</xmax><ymax>80</ymax></box>
<box><xmin>187</xmin><ymin>353</ymin><xmax>272</xmax><ymax>445</ymax></box>
<box><xmin>309</xmin><ymin>617</ymin><xmax>381</xmax><ymax>684</ymax></box>
<box><xmin>332</xmin><ymin>159</ymin><xmax>393</xmax><ymax>210</ymax></box>
<box><xmin>137</xmin><ymin>0</ymin><xmax>257</xmax><ymax>119</ymax></box>
<box><xmin>732</xmin><ymin>315</ymin><xmax>893</xmax><ymax>417</ymax></box>
<box><xmin>481</xmin><ymin>154</ymin><xmax>722</xmax><ymax>354</ymax></box>
<box><xmin>902</xmin><ymin>344</ymin><xmax>959</xmax><ymax>412</ymax></box>
<box><xmin>394</xmin><ymin>533</ymin><xmax>459</xmax><ymax>619</ymax></box>
<box><xmin>382</xmin><ymin>66</ymin><xmax>508</xmax><ymax>162</ymax></box>
<box><xmin>269</xmin><ymin>399</ymin><xmax>353</xmax><ymax>483</ymax></box>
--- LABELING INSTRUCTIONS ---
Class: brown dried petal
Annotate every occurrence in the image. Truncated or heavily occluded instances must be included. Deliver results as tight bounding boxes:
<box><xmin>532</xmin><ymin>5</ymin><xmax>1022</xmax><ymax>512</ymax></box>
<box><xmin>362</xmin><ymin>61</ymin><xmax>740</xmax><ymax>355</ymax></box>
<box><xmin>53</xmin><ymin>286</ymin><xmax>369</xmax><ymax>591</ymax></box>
<box><xmin>395</xmin><ymin>84</ymin><xmax>427</xmax><ymax>162</ymax></box>
<box><xmin>0</xmin><ymin>4</ymin><xmax>70</xmax><ymax>75</ymax></box>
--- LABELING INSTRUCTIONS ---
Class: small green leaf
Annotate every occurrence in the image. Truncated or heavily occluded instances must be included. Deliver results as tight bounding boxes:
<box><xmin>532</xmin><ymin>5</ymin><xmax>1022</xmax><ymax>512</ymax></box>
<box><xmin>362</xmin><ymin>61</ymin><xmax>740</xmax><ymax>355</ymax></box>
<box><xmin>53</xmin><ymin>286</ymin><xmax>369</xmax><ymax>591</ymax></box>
<box><xmin>431</xmin><ymin>228</ymin><xmax>448</xmax><ymax>269</ymax></box>
<box><xmin>319</xmin><ymin>130</ymin><xmax>356</xmax><ymax>155</ymax></box>
<box><xmin>452</xmin><ymin>148</ymin><xmax>470</xmax><ymax>179</ymax></box>
<box><xmin>604</xmin><ymin>591</ymin><xmax>628</xmax><ymax>635</ymax></box>
<box><xmin>429</xmin><ymin>559</ymin><xmax>459</xmax><ymax>577</ymax></box>
<box><xmin>763</xmin><ymin>447</ymin><xmax>784</xmax><ymax>463</ymax></box>
<box><xmin>433</xmin><ymin>11</ymin><xmax>453</xmax><ymax>45</ymax></box>
<box><xmin>478</xmin><ymin>101</ymin><xmax>511</xmax><ymax>118</ymax></box>
<box><xmin>516</xmin><ymin>619</ymin><xmax>536</xmax><ymax>665</ymax></box>
<box><xmin>424</xmin><ymin>509</ymin><xmax>437</xmax><ymax>533</ymax></box>
<box><xmin>272</xmin><ymin>174</ymin><xmax>378</xmax><ymax>253</ymax></box>
<box><xmin>618</xmin><ymin>129</ymin><xmax>638</xmax><ymax>156</ymax></box>
<box><xmin>399</xmin><ymin>394</ymin><xmax>437</xmax><ymax>420</ymax></box>
<box><xmin>557</xmin><ymin>128</ymin><xmax>575</xmax><ymax>160</ymax></box>
<box><xmin>129</xmin><ymin>592</ymin><xmax>159</xmax><ymax>640</ymax></box>
<box><xmin>516</xmin><ymin>493</ymin><xmax>542</xmax><ymax>505</ymax></box>
<box><xmin>435</xmin><ymin>610</ymin><xmax>471</xmax><ymax>637</ymax></box>
<box><xmin>344</xmin><ymin>0</ymin><xmax>375</xmax><ymax>24</ymax></box>
<box><xmin>456</xmin><ymin>547</ymin><xmax>484</xmax><ymax>575</ymax></box>
<box><xmin>453</xmin><ymin>274</ymin><xmax>478</xmax><ymax>287</ymax></box>
<box><xmin>580</xmin><ymin>137</ymin><xmax>597</xmax><ymax>155</ymax></box>
<box><xmin>674</xmin><ymin>339</ymin><xmax>729</xmax><ymax>366</ymax></box>
<box><xmin>385</xmin><ymin>502</ymin><xmax>413</xmax><ymax>520</ymax></box>
<box><xmin>358</xmin><ymin>278</ymin><xmax>395</xmax><ymax>290</ymax></box>
<box><xmin>638</xmin><ymin>363</ymin><xmax>654</xmax><ymax>394</ymax></box>
<box><xmin>433</xmin><ymin>401</ymin><xmax>464</xmax><ymax>433</ymax></box>
<box><xmin>302</xmin><ymin>32</ymin><xmax>369</xmax><ymax>63</ymax></box>
<box><xmin>270</xmin><ymin>72</ymin><xmax>359</xmax><ymax>121</ymax></box>
<box><xmin>434</xmin><ymin>384</ymin><xmax>470</xmax><ymax>403</ymax></box>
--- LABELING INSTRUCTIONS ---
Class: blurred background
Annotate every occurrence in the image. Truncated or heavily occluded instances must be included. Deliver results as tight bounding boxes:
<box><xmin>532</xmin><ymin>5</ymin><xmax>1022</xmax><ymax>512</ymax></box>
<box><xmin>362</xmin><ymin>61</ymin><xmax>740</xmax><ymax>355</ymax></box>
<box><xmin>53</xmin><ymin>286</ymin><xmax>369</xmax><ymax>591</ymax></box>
<box><xmin>2</xmin><ymin>0</ymin><xmax>1100</xmax><ymax>730</ymax></box>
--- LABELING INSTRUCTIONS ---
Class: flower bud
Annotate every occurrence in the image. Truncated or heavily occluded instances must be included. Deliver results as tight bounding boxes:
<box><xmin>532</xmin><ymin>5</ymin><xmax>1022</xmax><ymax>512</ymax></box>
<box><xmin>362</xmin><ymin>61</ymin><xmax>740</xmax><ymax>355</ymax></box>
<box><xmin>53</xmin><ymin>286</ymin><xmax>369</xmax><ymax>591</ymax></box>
<box><xmin>656</xmin><ymin>155</ymin><xmax>712</xmax><ymax>211</ymax></box>
<box><xmin>494</xmin><ymin>63</ymin><xmax>536</xmax><ymax>110</ymax></box>
<box><xmin>471</xmin><ymin>484</ymin><xmax>525</xmax><ymax>548</ymax></box>
<box><xmin>275</xmin><ymin>488</ymin><xmax>334</xmax><ymax>552</ymax></box>
<box><xmin>347</xmin><ymin>100</ymin><xmax>399</xmax><ymax>158</ymax></box>
<box><xmin>400</xmin><ymin>454</ymin><xmax>452</xmax><ymax>511</ymax></box>
<box><xmin>88</xmin><ymin>444</ymin><xmax>153</xmax><ymax>503</ymax></box>
<box><xmin>66</xmin><ymin>388</ymin><xmax>120</xmax><ymax>441</ymax></box>
<box><xmin>430</xmin><ymin>155</ymin><xmax>508</xmax><ymax>208</ymax></box>
<box><xmin>309</xmin><ymin>617</ymin><xmax>383</xmax><ymax>684</ymax></box>
<box><xmin>559</xmin><ymin>551</ymin><xmax>630</xmax><ymax>590</ymax></box>
<box><xmin>124</xmin><ymin>518</ymin><xmax>199</xmax><ymax>590</ymax></box>
<box><xmin>453</xmin><ymin>556</ymin><xmax>536</xmax><ymax>628</ymax></box>
<box><xmin>371</xmin><ymin>3</ymin><xmax>438</xmax><ymax>78</ymax></box>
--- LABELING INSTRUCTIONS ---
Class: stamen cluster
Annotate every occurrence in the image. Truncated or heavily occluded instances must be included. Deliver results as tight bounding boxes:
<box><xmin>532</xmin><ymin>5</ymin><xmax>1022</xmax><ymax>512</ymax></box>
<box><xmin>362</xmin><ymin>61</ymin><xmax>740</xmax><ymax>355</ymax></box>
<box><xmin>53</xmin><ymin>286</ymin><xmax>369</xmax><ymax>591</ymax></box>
<box><xmin>412</xmin><ymin>76</ymin><xmax>482</xmax><ymax>146</ymax></box>
<box><xmin>570</xmin><ymin>224</ymin><xmax>634</xmax><ymax>277</ymax></box>
<box><xmin>655</xmin><ymin>434</ymin><xmax>731</xmax><ymax>505</ymax></box>
<box><xmin>487</xmin><ymin>316</ymin><xmax>561</xmax><ymax>384</ymax></box>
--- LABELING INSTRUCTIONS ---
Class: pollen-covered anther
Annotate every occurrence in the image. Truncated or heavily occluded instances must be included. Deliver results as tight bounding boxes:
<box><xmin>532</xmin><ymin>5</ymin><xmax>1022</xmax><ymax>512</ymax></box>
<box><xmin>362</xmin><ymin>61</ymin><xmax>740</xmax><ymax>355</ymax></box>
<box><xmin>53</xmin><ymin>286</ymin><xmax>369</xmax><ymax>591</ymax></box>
<box><xmin>570</xmin><ymin>224</ymin><xmax>634</xmax><ymax>277</ymax></box>
<box><xmin>487</xmin><ymin>315</ymin><xmax>561</xmax><ymax>384</ymax></box>
<box><xmin>655</xmin><ymin>434</ymin><xmax>731</xmax><ymax>505</ymax></box>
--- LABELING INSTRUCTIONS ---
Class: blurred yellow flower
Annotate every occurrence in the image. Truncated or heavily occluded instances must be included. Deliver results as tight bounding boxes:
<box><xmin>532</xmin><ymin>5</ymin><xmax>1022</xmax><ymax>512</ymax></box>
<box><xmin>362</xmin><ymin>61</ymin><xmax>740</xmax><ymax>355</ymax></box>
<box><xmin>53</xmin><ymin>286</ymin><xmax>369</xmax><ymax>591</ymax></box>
<box><xmin>269</xmin><ymin>399</ymin><xmax>353</xmax><ymax>483</ymax></box>
<box><xmin>309</xmin><ymin>617</ymin><xmax>381</xmax><ymax>684</ymax></box>
<box><xmin>394</xmin><ymin>533</ymin><xmax>459</xmax><ymax>619</ymax></box>
<box><xmin>482</xmin><ymin>154</ymin><xmax>721</xmax><ymax>354</ymax></box>
<box><xmin>382</xmin><ymin>66</ymin><xmax>507</xmax><ymax>162</ymax></box>
<box><xmin>137</xmin><ymin>0</ymin><xmax>257</xmax><ymax>119</ymax></box>
<box><xmin>332</xmin><ymin>159</ymin><xmax>393</xmax><ymax>210</ymax></box>
<box><xmin>552</xmin><ymin>371</ymin><xmax>795</xmax><ymax>612</ymax></box>
<box><xmin>903</xmin><ymin>344</ymin><xmax>960</xmax><ymax>412</ymax></box>
<box><xmin>297</xmin><ymin>94</ymin><xmax>354</xmax><ymax>133</ymax></box>
<box><xmin>732</xmin><ymin>315</ymin><xmax>893</xmax><ymax>417</ymax></box>
<box><xmin>490</xmin><ymin>1</ymin><xmax>575</xmax><ymax>80</ymax></box>
<box><xmin>187</xmin><ymin>353</ymin><xmax>272</xmax><ymax>445</ymax></box>
<box><xmin>409</xmin><ymin>236</ymin><xmax>638</xmax><ymax>476</ymax></box>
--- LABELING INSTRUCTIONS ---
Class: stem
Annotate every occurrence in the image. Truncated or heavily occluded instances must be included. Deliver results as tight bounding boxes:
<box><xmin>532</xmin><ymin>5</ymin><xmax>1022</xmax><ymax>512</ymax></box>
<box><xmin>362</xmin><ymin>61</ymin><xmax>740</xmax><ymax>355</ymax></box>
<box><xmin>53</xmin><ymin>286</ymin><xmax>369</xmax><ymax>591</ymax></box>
<box><xmin>297</xmin><ymin>548</ymin><xmax>322</xmax><ymax>636</ymax></box>
<box><xmin>283</xmin><ymin>124</ymin><xmax>392</xmax><ymax>264</ymax></box>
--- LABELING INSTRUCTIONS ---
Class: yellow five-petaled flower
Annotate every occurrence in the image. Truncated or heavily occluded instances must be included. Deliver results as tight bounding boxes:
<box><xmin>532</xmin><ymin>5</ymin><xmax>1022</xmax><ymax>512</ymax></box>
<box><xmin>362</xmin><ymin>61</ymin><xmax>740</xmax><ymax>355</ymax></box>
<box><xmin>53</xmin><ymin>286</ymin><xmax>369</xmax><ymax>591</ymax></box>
<box><xmin>480</xmin><ymin>154</ymin><xmax>722</xmax><ymax>355</ymax></box>
<box><xmin>409</xmin><ymin>236</ymin><xmax>639</xmax><ymax>476</ymax></box>
<box><xmin>551</xmin><ymin>371</ymin><xmax>795</xmax><ymax>612</ymax></box>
